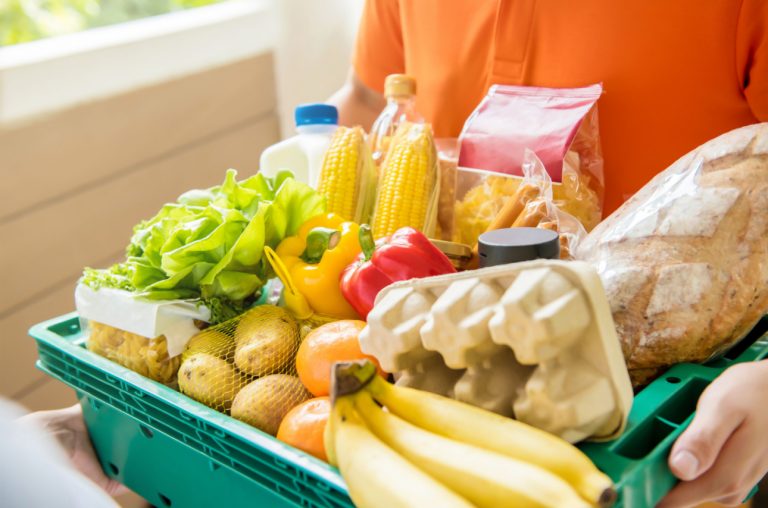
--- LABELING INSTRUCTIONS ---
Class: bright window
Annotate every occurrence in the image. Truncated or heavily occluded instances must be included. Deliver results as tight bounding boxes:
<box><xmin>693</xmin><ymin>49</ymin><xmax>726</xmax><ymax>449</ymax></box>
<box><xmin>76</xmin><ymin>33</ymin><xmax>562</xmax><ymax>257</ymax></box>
<box><xmin>0</xmin><ymin>0</ymin><xmax>227</xmax><ymax>46</ymax></box>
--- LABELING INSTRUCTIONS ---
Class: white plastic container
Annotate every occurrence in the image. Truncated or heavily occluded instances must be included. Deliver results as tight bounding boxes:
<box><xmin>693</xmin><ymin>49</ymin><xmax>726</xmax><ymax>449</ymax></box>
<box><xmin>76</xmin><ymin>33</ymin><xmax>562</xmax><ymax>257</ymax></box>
<box><xmin>259</xmin><ymin>103</ymin><xmax>338</xmax><ymax>186</ymax></box>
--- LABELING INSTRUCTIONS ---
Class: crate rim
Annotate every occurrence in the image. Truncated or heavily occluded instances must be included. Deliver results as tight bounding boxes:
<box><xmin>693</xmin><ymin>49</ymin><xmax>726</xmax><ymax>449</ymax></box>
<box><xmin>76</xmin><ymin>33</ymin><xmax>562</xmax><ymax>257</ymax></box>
<box><xmin>29</xmin><ymin>311</ymin><xmax>350</xmax><ymax>495</ymax></box>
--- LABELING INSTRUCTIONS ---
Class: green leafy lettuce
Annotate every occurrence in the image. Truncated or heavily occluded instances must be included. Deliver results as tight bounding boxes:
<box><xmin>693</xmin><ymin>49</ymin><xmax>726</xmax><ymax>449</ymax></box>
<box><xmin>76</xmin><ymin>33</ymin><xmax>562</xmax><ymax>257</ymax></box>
<box><xmin>83</xmin><ymin>169</ymin><xmax>325</xmax><ymax>323</ymax></box>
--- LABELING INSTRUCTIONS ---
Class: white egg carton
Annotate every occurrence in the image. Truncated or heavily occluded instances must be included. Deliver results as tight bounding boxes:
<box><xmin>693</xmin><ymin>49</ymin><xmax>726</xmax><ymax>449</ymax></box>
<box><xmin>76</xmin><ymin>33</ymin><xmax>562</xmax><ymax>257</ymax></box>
<box><xmin>359</xmin><ymin>260</ymin><xmax>633</xmax><ymax>443</ymax></box>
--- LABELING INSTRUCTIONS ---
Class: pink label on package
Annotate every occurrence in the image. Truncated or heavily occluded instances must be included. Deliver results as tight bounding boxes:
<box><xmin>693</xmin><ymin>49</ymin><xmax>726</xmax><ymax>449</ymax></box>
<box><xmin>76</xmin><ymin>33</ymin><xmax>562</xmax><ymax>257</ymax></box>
<box><xmin>458</xmin><ymin>83</ymin><xmax>603</xmax><ymax>182</ymax></box>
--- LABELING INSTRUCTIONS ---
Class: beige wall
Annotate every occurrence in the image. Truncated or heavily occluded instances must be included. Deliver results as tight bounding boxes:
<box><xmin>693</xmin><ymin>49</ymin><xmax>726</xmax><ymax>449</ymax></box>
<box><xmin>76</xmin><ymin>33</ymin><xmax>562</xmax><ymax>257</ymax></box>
<box><xmin>0</xmin><ymin>0</ymin><xmax>363</xmax><ymax>411</ymax></box>
<box><xmin>273</xmin><ymin>0</ymin><xmax>363</xmax><ymax>137</ymax></box>
<box><xmin>0</xmin><ymin>53</ymin><xmax>280</xmax><ymax>412</ymax></box>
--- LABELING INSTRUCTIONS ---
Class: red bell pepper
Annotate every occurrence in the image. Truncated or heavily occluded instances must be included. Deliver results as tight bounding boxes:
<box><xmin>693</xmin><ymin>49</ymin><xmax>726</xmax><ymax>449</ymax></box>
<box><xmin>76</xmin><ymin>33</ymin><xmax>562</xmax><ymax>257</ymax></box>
<box><xmin>340</xmin><ymin>225</ymin><xmax>456</xmax><ymax>319</ymax></box>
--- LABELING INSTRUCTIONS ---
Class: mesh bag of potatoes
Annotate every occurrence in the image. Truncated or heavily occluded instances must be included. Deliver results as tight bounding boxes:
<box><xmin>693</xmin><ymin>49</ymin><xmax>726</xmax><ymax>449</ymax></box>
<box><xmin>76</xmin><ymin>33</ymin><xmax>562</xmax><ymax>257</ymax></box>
<box><xmin>177</xmin><ymin>304</ymin><xmax>312</xmax><ymax>436</ymax></box>
<box><xmin>87</xmin><ymin>322</ymin><xmax>181</xmax><ymax>385</ymax></box>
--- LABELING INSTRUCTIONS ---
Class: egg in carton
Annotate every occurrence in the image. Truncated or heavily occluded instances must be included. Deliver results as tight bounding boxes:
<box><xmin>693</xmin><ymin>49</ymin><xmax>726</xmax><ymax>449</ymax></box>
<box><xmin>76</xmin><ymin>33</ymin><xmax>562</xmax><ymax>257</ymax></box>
<box><xmin>359</xmin><ymin>260</ymin><xmax>633</xmax><ymax>443</ymax></box>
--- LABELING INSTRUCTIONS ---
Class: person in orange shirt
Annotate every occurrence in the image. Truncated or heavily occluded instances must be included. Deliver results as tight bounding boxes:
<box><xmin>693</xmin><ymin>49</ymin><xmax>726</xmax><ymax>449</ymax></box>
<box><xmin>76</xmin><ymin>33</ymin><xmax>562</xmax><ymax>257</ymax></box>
<box><xmin>329</xmin><ymin>1</ymin><xmax>768</xmax><ymax>507</ymax></box>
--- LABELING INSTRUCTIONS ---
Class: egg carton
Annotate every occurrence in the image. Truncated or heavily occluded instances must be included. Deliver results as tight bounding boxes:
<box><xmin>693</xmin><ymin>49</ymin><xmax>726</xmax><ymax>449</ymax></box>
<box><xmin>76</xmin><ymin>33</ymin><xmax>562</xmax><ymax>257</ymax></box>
<box><xmin>359</xmin><ymin>260</ymin><xmax>633</xmax><ymax>443</ymax></box>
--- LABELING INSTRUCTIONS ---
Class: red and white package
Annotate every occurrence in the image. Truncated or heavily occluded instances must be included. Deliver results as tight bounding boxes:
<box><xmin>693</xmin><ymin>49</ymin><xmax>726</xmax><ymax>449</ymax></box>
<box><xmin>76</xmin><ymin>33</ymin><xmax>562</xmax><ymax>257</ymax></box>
<box><xmin>458</xmin><ymin>84</ymin><xmax>605</xmax><ymax>226</ymax></box>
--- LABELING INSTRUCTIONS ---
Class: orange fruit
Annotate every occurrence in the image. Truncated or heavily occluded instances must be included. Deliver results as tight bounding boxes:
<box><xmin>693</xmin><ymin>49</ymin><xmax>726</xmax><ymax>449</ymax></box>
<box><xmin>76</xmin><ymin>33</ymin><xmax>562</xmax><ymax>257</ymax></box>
<box><xmin>295</xmin><ymin>320</ymin><xmax>386</xmax><ymax>397</ymax></box>
<box><xmin>277</xmin><ymin>396</ymin><xmax>331</xmax><ymax>461</ymax></box>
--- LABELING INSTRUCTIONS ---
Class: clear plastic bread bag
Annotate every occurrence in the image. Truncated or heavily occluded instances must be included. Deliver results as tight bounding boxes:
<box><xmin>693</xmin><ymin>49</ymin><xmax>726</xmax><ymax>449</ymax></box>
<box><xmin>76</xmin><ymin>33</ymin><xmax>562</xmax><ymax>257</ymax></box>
<box><xmin>576</xmin><ymin>122</ymin><xmax>768</xmax><ymax>385</ymax></box>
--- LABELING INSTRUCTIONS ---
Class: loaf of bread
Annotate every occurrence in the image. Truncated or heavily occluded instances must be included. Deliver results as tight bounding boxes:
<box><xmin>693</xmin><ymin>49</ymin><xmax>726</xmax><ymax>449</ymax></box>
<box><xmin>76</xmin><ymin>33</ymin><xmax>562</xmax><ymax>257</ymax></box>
<box><xmin>578</xmin><ymin>124</ymin><xmax>768</xmax><ymax>385</ymax></box>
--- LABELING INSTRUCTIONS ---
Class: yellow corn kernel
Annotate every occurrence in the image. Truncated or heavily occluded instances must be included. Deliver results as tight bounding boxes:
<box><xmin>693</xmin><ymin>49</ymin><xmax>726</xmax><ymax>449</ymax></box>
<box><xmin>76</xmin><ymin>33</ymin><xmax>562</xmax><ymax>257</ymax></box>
<box><xmin>372</xmin><ymin>122</ymin><xmax>437</xmax><ymax>238</ymax></box>
<box><xmin>317</xmin><ymin>126</ymin><xmax>365</xmax><ymax>221</ymax></box>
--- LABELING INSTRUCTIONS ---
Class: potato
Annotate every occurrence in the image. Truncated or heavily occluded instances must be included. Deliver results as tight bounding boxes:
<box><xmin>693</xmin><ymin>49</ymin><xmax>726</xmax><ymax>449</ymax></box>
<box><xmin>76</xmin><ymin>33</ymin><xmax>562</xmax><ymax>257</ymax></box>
<box><xmin>183</xmin><ymin>329</ymin><xmax>235</xmax><ymax>361</ymax></box>
<box><xmin>234</xmin><ymin>306</ymin><xmax>299</xmax><ymax>376</ymax></box>
<box><xmin>178</xmin><ymin>353</ymin><xmax>244</xmax><ymax>411</ymax></box>
<box><xmin>230</xmin><ymin>374</ymin><xmax>311</xmax><ymax>435</ymax></box>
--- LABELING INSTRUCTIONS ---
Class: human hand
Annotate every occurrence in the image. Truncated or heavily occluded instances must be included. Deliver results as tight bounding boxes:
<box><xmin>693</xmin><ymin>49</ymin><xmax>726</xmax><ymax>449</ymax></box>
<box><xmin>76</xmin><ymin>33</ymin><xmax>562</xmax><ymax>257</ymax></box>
<box><xmin>658</xmin><ymin>361</ymin><xmax>768</xmax><ymax>507</ymax></box>
<box><xmin>19</xmin><ymin>404</ymin><xmax>127</xmax><ymax>497</ymax></box>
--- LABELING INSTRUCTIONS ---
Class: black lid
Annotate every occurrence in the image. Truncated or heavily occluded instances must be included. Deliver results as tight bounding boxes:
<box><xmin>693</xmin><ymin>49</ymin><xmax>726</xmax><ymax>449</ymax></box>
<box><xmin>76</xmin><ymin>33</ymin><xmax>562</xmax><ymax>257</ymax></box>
<box><xmin>477</xmin><ymin>227</ymin><xmax>560</xmax><ymax>268</ymax></box>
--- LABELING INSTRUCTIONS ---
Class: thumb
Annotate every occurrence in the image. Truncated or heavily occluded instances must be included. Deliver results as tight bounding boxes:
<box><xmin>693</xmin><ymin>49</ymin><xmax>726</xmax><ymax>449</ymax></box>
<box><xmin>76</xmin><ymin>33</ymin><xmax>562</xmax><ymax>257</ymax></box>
<box><xmin>668</xmin><ymin>390</ymin><xmax>742</xmax><ymax>481</ymax></box>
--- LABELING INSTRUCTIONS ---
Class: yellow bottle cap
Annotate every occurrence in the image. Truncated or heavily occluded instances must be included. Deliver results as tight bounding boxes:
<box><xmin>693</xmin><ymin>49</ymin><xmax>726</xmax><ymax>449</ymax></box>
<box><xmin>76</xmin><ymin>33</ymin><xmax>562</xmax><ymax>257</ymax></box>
<box><xmin>384</xmin><ymin>74</ymin><xmax>416</xmax><ymax>98</ymax></box>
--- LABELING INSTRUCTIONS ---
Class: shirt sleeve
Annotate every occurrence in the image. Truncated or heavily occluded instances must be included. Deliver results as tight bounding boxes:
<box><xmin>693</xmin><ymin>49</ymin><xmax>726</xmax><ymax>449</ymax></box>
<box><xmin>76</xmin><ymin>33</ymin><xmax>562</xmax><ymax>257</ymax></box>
<box><xmin>352</xmin><ymin>0</ymin><xmax>404</xmax><ymax>94</ymax></box>
<box><xmin>0</xmin><ymin>400</ymin><xmax>118</xmax><ymax>508</ymax></box>
<box><xmin>737</xmin><ymin>0</ymin><xmax>768</xmax><ymax>121</ymax></box>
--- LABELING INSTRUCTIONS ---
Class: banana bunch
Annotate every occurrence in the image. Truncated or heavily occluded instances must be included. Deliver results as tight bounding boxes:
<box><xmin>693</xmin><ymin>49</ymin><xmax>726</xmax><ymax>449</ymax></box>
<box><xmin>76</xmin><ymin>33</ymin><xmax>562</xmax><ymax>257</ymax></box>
<box><xmin>325</xmin><ymin>361</ymin><xmax>616</xmax><ymax>508</ymax></box>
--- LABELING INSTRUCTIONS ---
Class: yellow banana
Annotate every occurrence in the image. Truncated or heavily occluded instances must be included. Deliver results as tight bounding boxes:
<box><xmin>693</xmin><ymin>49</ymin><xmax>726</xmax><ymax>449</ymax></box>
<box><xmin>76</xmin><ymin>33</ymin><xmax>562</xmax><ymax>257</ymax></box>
<box><xmin>365</xmin><ymin>373</ymin><xmax>615</xmax><ymax>507</ymax></box>
<box><xmin>354</xmin><ymin>390</ymin><xmax>589</xmax><ymax>508</ymax></box>
<box><xmin>328</xmin><ymin>396</ymin><xmax>474</xmax><ymax>508</ymax></box>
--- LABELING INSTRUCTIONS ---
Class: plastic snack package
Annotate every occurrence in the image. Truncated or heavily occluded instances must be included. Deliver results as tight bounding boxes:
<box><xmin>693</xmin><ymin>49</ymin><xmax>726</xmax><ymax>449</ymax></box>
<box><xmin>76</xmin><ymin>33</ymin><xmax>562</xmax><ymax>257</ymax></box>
<box><xmin>87</xmin><ymin>321</ymin><xmax>182</xmax><ymax>386</ymax></box>
<box><xmin>458</xmin><ymin>83</ymin><xmax>604</xmax><ymax>231</ymax></box>
<box><xmin>76</xmin><ymin>284</ymin><xmax>211</xmax><ymax>385</ymax></box>
<box><xmin>454</xmin><ymin>150</ymin><xmax>587</xmax><ymax>259</ymax></box>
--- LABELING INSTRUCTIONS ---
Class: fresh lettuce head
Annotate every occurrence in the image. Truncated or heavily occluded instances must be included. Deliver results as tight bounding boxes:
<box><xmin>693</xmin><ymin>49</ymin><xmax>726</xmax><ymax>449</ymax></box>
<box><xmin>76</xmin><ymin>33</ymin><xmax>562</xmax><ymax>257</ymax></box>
<box><xmin>83</xmin><ymin>169</ymin><xmax>325</xmax><ymax>322</ymax></box>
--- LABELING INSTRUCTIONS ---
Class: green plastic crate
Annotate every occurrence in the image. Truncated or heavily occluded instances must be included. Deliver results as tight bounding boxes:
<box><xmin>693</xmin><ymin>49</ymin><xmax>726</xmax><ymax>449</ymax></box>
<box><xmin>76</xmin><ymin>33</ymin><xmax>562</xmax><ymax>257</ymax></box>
<box><xmin>30</xmin><ymin>314</ymin><xmax>768</xmax><ymax>508</ymax></box>
<box><xmin>581</xmin><ymin>315</ymin><xmax>768</xmax><ymax>507</ymax></box>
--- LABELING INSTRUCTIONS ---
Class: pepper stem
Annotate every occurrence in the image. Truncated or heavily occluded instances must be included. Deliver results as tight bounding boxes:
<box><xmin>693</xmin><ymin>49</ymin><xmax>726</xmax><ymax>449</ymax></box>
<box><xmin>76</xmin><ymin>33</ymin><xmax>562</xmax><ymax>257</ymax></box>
<box><xmin>300</xmin><ymin>227</ymin><xmax>341</xmax><ymax>264</ymax></box>
<box><xmin>359</xmin><ymin>224</ymin><xmax>376</xmax><ymax>262</ymax></box>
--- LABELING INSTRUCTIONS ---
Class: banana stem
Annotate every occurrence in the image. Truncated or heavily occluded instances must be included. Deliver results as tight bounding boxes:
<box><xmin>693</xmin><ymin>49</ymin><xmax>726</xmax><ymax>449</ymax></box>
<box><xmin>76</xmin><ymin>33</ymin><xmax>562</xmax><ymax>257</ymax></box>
<box><xmin>576</xmin><ymin>474</ymin><xmax>616</xmax><ymax>508</ymax></box>
<box><xmin>598</xmin><ymin>487</ymin><xmax>617</xmax><ymax>508</ymax></box>
<box><xmin>330</xmin><ymin>360</ymin><xmax>378</xmax><ymax>403</ymax></box>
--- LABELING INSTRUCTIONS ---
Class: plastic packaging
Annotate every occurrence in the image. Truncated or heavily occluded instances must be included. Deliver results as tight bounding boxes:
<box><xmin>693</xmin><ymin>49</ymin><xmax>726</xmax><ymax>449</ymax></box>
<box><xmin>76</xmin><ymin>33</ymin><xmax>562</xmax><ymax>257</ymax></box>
<box><xmin>458</xmin><ymin>84</ymin><xmax>604</xmax><ymax>231</ymax></box>
<box><xmin>430</xmin><ymin>240</ymin><xmax>473</xmax><ymax>271</ymax></box>
<box><xmin>435</xmin><ymin>138</ymin><xmax>459</xmax><ymax>241</ymax></box>
<box><xmin>260</xmin><ymin>103</ymin><xmax>338</xmax><ymax>186</ymax></box>
<box><xmin>86</xmin><ymin>321</ymin><xmax>182</xmax><ymax>385</ymax></box>
<box><xmin>578</xmin><ymin>123</ymin><xmax>768</xmax><ymax>386</ymax></box>
<box><xmin>359</xmin><ymin>259</ymin><xmax>634</xmax><ymax>443</ymax></box>
<box><xmin>75</xmin><ymin>284</ymin><xmax>211</xmax><ymax>384</ymax></box>
<box><xmin>454</xmin><ymin>150</ymin><xmax>588</xmax><ymax>260</ymax></box>
<box><xmin>368</xmin><ymin>74</ymin><xmax>424</xmax><ymax>167</ymax></box>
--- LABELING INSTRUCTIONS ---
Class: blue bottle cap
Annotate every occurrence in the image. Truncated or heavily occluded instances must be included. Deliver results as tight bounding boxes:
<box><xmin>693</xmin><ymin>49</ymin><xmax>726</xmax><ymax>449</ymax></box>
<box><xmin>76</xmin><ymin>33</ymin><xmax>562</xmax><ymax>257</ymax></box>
<box><xmin>295</xmin><ymin>103</ymin><xmax>338</xmax><ymax>126</ymax></box>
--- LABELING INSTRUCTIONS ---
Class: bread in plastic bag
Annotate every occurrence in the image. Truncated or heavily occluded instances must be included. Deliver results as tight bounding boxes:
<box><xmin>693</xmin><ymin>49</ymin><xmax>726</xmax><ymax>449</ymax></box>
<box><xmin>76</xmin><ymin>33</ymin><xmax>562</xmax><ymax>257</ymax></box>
<box><xmin>578</xmin><ymin>123</ymin><xmax>768</xmax><ymax>385</ymax></box>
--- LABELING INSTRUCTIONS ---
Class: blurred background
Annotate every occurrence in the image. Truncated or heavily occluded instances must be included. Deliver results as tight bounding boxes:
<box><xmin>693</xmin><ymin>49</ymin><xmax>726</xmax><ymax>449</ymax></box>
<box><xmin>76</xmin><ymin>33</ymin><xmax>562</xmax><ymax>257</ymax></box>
<box><xmin>0</xmin><ymin>0</ymin><xmax>361</xmax><ymax>415</ymax></box>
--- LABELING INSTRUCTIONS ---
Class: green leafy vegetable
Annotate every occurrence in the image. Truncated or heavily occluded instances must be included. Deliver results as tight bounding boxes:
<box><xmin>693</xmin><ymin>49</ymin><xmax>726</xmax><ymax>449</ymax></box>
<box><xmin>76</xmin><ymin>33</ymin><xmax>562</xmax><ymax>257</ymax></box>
<box><xmin>83</xmin><ymin>169</ymin><xmax>325</xmax><ymax>322</ymax></box>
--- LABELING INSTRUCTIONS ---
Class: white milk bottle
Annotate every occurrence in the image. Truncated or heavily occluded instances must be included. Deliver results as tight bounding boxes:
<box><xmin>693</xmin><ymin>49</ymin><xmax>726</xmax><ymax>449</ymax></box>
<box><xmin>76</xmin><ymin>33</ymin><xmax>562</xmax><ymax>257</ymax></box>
<box><xmin>259</xmin><ymin>103</ymin><xmax>338</xmax><ymax>185</ymax></box>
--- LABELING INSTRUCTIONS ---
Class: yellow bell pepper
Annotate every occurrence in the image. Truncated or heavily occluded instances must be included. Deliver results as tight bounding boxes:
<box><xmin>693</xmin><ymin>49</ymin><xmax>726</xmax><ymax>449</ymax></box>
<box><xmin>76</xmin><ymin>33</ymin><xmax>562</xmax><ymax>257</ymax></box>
<box><xmin>275</xmin><ymin>213</ymin><xmax>361</xmax><ymax>319</ymax></box>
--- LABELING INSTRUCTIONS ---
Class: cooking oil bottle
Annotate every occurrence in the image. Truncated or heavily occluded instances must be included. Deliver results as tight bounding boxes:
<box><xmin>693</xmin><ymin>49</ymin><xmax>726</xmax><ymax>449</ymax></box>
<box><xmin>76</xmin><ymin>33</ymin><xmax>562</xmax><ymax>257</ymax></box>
<box><xmin>369</xmin><ymin>74</ymin><xmax>424</xmax><ymax>167</ymax></box>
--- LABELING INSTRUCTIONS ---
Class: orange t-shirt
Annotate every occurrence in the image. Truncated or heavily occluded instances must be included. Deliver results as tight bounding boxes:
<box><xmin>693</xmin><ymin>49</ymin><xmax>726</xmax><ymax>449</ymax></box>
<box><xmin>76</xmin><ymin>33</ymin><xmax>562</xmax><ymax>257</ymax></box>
<box><xmin>353</xmin><ymin>0</ymin><xmax>768</xmax><ymax>214</ymax></box>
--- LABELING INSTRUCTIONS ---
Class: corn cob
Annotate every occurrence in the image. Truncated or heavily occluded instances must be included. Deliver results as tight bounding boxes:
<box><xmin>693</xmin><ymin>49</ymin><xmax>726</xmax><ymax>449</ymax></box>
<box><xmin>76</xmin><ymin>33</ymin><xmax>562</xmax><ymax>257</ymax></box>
<box><xmin>316</xmin><ymin>126</ymin><xmax>376</xmax><ymax>222</ymax></box>
<box><xmin>372</xmin><ymin>122</ymin><xmax>437</xmax><ymax>238</ymax></box>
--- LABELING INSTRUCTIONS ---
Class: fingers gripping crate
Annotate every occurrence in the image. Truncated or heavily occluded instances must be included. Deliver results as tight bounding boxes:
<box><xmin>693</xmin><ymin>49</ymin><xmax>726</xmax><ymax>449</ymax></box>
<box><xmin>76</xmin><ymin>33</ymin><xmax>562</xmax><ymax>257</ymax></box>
<box><xmin>579</xmin><ymin>316</ymin><xmax>768</xmax><ymax>508</ymax></box>
<box><xmin>31</xmin><ymin>313</ymin><xmax>768</xmax><ymax>508</ymax></box>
